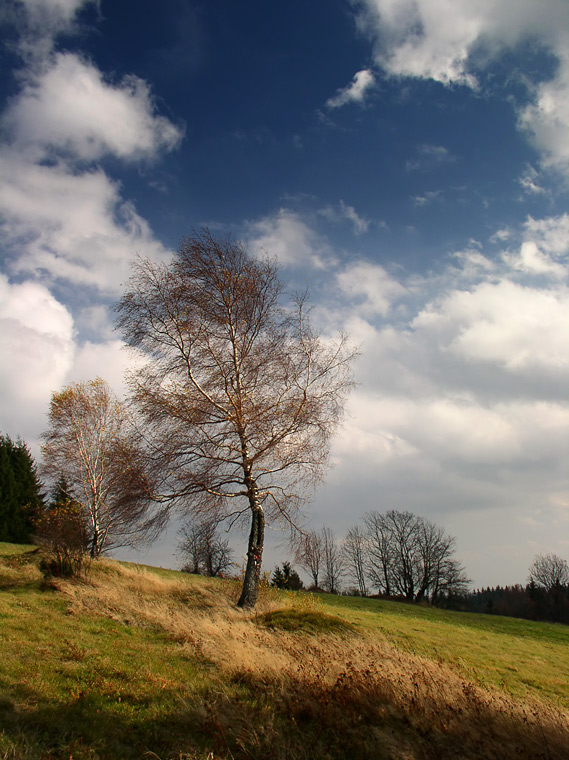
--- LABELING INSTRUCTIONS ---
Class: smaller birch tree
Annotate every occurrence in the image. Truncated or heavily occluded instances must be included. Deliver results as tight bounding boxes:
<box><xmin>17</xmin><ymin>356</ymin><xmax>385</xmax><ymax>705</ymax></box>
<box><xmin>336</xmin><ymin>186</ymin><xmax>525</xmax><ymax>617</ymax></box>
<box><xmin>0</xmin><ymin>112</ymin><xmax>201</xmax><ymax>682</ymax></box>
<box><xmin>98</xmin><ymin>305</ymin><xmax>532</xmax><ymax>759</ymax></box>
<box><xmin>41</xmin><ymin>378</ymin><xmax>160</xmax><ymax>557</ymax></box>
<box><xmin>178</xmin><ymin>515</ymin><xmax>234</xmax><ymax>576</ymax></box>
<box><xmin>322</xmin><ymin>526</ymin><xmax>345</xmax><ymax>594</ymax></box>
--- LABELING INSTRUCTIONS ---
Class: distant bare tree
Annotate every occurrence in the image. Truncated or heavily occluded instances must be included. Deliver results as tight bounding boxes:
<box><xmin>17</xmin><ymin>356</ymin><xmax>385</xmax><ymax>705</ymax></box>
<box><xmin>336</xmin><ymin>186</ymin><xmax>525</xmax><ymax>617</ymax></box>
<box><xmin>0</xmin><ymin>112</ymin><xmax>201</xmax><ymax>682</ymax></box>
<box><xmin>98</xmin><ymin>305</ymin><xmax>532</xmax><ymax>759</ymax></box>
<box><xmin>178</xmin><ymin>520</ymin><xmax>205</xmax><ymax>575</ymax></box>
<box><xmin>528</xmin><ymin>553</ymin><xmax>569</xmax><ymax>591</ymax></box>
<box><xmin>41</xmin><ymin>378</ymin><xmax>160</xmax><ymax>558</ymax></box>
<box><xmin>363</xmin><ymin>511</ymin><xmax>395</xmax><ymax>596</ymax></box>
<box><xmin>363</xmin><ymin>510</ymin><xmax>469</xmax><ymax>602</ymax></box>
<box><xmin>342</xmin><ymin>525</ymin><xmax>368</xmax><ymax>596</ymax></box>
<box><xmin>431</xmin><ymin>557</ymin><xmax>471</xmax><ymax>600</ymax></box>
<box><xmin>178</xmin><ymin>515</ymin><xmax>234</xmax><ymax>577</ymax></box>
<box><xmin>388</xmin><ymin>510</ymin><xmax>423</xmax><ymax>600</ymax></box>
<box><xmin>116</xmin><ymin>229</ymin><xmax>355</xmax><ymax>607</ymax></box>
<box><xmin>322</xmin><ymin>526</ymin><xmax>345</xmax><ymax>594</ymax></box>
<box><xmin>363</xmin><ymin>510</ymin><xmax>420</xmax><ymax>598</ymax></box>
<box><xmin>415</xmin><ymin>519</ymin><xmax>468</xmax><ymax>602</ymax></box>
<box><xmin>294</xmin><ymin>528</ymin><xmax>325</xmax><ymax>588</ymax></box>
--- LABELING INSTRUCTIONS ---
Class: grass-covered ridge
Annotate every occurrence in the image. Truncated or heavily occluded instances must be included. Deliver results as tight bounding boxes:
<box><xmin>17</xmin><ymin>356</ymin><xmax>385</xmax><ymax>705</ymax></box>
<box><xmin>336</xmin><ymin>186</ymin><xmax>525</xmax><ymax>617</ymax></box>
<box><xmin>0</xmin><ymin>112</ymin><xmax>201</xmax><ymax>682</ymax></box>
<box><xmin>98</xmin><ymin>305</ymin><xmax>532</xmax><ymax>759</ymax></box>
<box><xmin>1</xmin><ymin>543</ymin><xmax>569</xmax><ymax>759</ymax></box>
<box><xmin>254</xmin><ymin>607</ymin><xmax>357</xmax><ymax>634</ymax></box>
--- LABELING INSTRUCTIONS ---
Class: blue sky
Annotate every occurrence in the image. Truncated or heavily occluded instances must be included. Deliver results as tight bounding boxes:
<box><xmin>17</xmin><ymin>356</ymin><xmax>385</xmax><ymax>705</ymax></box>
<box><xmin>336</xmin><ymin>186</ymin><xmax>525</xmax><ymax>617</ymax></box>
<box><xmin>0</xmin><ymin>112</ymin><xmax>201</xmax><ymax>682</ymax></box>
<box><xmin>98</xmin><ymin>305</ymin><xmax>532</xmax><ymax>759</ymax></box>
<box><xmin>1</xmin><ymin>0</ymin><xmax>568</xmax><ymax>588</ymax></box>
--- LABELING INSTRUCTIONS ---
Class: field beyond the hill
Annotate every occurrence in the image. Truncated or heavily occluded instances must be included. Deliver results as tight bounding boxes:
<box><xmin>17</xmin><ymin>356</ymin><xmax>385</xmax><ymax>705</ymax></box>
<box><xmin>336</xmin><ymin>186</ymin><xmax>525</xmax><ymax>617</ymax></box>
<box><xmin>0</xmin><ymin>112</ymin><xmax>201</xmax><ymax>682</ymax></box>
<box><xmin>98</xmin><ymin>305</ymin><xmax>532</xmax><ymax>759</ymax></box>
<box><xmin>1</xmin><ymin>542</ymin><xmax>568</xmax><ymax>760</ymax></box>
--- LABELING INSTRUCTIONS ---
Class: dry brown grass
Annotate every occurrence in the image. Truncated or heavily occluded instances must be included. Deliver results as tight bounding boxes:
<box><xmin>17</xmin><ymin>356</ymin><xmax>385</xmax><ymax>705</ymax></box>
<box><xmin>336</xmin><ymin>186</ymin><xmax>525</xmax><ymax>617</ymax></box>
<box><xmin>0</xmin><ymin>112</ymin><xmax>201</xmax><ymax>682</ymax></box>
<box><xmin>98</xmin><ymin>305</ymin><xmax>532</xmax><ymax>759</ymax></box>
<box><xmin>59</xmin><ymin>561</ymin><xmax>296</xmax><ymax>674</ymax></box>
<box><xmin>50</xmin><ymin>559</ymin><xmax>569</xmax><ymax>760</ymax></box>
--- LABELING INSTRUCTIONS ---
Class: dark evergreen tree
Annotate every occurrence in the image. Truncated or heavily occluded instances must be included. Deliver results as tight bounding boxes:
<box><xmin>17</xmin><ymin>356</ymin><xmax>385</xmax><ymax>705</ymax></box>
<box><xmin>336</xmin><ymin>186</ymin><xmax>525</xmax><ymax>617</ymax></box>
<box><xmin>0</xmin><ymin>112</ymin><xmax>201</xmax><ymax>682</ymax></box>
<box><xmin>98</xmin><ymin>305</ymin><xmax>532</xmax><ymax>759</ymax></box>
<box><xmin>0</xmin><ymin>434</ymin><xmax>44</xmax><ymax>543</ymax></box>
<box><xmin>271</xmin><ymin>561</ymin><xmax>304</xmax><ymax>591</ymax></box>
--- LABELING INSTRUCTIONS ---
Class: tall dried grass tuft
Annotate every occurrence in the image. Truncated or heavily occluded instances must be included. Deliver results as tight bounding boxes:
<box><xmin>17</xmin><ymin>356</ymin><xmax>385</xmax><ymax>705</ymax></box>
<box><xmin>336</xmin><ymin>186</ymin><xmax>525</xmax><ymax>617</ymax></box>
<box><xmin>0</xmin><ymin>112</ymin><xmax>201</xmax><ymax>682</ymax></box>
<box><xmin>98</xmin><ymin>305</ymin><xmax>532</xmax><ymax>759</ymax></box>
<box><xmin>204</xmin><ymin>633</ymin><xmax>569</xmax><ymax>759</ymax></box>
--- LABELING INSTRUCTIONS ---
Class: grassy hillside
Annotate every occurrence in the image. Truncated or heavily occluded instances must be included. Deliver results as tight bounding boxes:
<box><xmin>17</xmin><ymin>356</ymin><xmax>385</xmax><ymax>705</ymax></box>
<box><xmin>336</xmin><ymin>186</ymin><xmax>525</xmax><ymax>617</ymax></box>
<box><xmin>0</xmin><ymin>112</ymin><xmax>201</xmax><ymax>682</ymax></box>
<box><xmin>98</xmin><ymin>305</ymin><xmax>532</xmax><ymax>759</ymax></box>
<box><xmin>316</xmin><ymin>593</ymin><xmax>569</xmax><ymax>707</ymax></box>
<box><xmin>1</xmin><ymin>543</ymin><xmax>568</xmax><ymax>760</ymax></box>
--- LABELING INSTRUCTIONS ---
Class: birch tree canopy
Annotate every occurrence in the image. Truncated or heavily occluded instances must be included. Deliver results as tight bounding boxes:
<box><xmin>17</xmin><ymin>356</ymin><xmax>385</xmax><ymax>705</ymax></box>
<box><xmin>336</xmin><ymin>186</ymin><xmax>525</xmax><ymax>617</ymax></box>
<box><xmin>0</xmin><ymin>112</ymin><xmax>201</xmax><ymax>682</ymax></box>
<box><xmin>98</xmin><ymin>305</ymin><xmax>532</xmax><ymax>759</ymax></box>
<box><xmin>41</xmin><ymin>378</ymin><xmax>159</xmax><ymax>557</ymax></box>
<box><xmin>116</xmin><ymin>229</ymin><xmax>355</xmax><ymax>607</ymax></box>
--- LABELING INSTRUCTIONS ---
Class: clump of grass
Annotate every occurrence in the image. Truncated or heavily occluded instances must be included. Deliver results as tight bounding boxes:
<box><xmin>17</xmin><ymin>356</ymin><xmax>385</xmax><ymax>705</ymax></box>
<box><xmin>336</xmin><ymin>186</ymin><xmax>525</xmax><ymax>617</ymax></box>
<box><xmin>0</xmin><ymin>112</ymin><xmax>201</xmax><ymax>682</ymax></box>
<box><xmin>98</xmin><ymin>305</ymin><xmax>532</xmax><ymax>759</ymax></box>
<box><xmin>0</xmin><ymin>548</ymin><xmax>42</xmax><ymax>591</ymax></box>
<box><xmin>255</xmin><ymin>608</ymin><xmax>356</xmax><ymax>635</ymax></box>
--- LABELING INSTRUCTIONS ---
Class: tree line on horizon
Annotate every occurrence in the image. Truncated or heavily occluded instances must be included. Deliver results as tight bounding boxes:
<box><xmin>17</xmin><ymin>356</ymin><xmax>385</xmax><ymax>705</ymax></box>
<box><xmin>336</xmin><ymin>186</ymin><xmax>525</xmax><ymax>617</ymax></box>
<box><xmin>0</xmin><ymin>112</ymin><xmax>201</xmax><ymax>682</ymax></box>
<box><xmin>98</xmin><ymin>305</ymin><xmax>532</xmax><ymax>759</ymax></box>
<box><xmin>450</xmin><ymin>553</ymin><xmax>569</xmax><ymax>624</ymax></box>
<box><xmin>276</xmin><ymin>525</ymin><xmax>569</xmax><ymax>624</ymax></box>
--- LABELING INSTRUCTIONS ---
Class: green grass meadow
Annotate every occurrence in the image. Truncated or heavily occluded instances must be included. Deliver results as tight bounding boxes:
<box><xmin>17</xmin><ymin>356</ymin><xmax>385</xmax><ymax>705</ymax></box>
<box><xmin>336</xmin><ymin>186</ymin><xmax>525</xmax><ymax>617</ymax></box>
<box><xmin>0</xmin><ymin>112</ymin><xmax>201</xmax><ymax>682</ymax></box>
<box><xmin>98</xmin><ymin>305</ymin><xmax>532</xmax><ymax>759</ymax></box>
<box><xmin>1</xmin><ymin>542</ymin><xmax>569</xmax><ymax>760</ymax></box>
<box><xmin>316</xmin><ymin>592</ymin><xmax>569</xmax><ymax>708</ymax></box>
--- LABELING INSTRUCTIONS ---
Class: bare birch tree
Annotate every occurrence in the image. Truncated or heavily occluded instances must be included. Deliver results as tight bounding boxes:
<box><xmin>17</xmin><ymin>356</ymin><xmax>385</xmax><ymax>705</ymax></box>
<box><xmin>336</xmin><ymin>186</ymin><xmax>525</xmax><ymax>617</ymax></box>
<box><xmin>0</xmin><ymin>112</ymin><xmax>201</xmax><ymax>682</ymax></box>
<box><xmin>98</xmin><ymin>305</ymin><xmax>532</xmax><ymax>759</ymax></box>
<box><xmin>41</xmin><ymin>378</ymin><xmax>159</xmax><ymax>557</ymax></box>
<box><xmin>116</xmin><ymin>229</ymin><xmax>355</xmax><ymax>607</ymax></box>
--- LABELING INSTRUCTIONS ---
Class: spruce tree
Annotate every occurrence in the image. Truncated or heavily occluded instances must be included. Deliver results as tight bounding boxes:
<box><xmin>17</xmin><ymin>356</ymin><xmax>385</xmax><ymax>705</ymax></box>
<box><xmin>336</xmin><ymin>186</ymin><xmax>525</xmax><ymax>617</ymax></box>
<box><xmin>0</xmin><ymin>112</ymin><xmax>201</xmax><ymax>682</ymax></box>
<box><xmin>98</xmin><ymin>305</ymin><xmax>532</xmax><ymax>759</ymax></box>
<box><xmin>0</xmin><ymin>434</ymin><xmax>43</xmax><ymax>543</ymax></box>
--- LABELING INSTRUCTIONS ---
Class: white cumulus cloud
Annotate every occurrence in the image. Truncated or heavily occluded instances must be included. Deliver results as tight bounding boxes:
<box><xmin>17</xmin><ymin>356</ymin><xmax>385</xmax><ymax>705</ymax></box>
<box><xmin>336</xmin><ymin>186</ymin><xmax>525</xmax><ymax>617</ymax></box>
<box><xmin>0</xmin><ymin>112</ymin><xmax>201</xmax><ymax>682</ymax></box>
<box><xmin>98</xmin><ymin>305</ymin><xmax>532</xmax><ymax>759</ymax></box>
<box><xmin>519</xmin><ymin>55</ymin><xmax>569</xmax><ymax>176</ymax></box>
<box><xmin>524</xmin><ymin>213</ymin><xmax>569</xmax><ymax>257</ymax></box>
<box><xmin>247</xmin><ymin>209</ymin><xmax>333</xmax><ymax>269</ymax></box>
<box><xmin>417</xmin><ymin>279</ymin><xmax>569</xmax><ymax>371</ymax></box>
<box><xmin>0</xmin><ymin>153</ymin><xmax>170</xmax><ymax>293</ymax></box>
<box><xmin>9</xmin><ymin>0</ymin><xmax>97</xmax><ymax>60</ymax></box>
<box><xmin>5</xmin><ymin>53</ymin><xmax>183</xmax><ymax>161</ymax></box>
<box><xmin>337</xmin><ymin>261</ymin><xmax>406</xmax><ymax>316</ymax></box>
<box><xmin>326</xmin><ymin>68</ymin><xmax>375</xmax><ymax>108</ymax></box>
<box><xmin>0</xmin><ymin>276</ymin><xmax>75</xmax><ymax>444</ymax></box>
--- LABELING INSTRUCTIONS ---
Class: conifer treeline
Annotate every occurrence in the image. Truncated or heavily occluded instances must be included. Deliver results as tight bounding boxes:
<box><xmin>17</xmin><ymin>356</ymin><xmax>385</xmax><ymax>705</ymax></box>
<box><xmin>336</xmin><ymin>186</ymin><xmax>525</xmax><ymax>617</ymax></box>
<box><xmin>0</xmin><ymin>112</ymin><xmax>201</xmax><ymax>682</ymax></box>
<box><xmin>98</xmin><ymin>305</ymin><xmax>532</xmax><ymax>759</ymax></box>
<box><xmin>440</xmin><ymin>583</ymin><xmax>569</xmax><ymax>624</ymax></box>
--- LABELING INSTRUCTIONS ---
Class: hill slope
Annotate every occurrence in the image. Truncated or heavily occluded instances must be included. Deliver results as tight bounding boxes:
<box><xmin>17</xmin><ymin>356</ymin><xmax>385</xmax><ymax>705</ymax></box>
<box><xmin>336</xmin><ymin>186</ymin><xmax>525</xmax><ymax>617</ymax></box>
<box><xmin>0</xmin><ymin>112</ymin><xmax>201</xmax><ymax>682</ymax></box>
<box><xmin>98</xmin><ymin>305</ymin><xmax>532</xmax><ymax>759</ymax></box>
<box><xmin>1</xmin><ymin>544</ymin><xmax>568</xmax><ymax>759</ymax></box>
